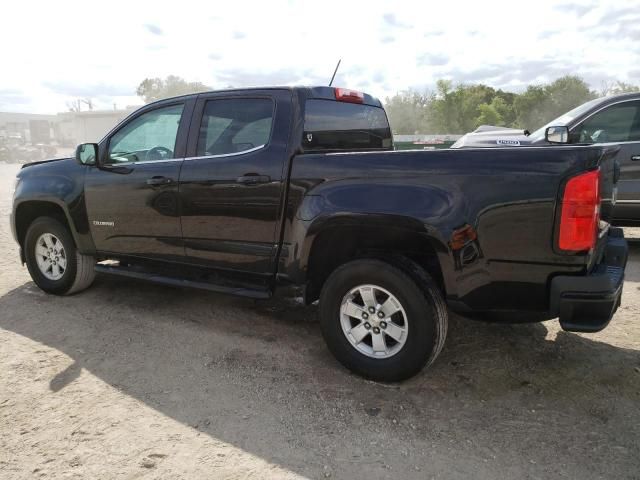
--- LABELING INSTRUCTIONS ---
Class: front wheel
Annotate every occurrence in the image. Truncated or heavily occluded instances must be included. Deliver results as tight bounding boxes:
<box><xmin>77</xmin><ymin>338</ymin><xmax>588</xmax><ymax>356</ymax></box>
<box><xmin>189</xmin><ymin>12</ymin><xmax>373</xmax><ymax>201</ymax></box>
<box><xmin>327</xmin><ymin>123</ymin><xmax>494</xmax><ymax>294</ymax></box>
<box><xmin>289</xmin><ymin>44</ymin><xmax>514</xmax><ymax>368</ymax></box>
<box><xmin>319</xmin><ymin>259</ymin><xmax>448</xmax><ymax>382</ymax></box>
<box><xmin>24</xmin><ymin>217</ymin><xmax>96</xmax><ymax>295</ymax></box>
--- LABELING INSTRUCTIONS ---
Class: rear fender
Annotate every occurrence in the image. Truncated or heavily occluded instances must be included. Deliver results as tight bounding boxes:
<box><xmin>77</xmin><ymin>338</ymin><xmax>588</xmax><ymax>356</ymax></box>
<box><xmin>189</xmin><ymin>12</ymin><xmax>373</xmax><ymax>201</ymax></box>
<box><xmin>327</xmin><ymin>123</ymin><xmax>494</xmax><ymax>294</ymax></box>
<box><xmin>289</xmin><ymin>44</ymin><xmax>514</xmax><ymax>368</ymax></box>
<box><xmin>289</xmin><ymin>212</ymin><xmax>457</xmax><ymax>298</ymax></box>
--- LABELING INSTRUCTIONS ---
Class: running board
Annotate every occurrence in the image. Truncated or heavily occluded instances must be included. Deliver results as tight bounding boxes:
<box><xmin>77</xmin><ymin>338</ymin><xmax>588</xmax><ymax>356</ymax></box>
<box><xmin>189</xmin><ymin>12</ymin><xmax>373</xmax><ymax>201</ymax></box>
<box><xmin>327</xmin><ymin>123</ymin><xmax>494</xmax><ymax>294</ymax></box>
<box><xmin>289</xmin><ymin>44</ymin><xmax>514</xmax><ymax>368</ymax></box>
<box><xmin>94</xmin><ymin>264</ymin><xmax>272</xmax><ymax>299</ymax></box>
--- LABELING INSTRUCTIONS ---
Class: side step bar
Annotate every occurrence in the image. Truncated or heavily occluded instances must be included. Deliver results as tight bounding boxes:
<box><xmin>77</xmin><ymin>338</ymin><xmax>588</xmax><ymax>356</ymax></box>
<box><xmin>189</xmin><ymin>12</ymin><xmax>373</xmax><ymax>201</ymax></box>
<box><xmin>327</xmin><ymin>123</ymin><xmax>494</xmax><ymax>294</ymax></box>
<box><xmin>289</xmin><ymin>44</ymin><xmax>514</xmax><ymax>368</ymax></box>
<box><xmin>94</xmin><ymin>264</ymin><xmax>272</xmax><ymax>299</ymax></box>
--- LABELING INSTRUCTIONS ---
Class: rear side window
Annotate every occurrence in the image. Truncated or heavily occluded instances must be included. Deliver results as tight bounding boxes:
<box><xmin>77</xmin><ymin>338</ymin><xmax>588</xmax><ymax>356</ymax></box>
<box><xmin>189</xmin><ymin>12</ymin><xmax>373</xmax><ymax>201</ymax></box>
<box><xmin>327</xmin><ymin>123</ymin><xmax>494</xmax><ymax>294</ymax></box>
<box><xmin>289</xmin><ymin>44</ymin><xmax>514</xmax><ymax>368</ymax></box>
<box><xmin>303</xmin><ymin>99</ymin><xmax>392</xmax><ymax>152</ymax></box>
<box><xmin>576</xmin><ymin>101</ymin><xmax>640</xmax><ymax>143</ymax></box>
<box><xmin>196</xmin><ymin>98</ymin><xmax>273</xmax><ymax>156</ymax></box>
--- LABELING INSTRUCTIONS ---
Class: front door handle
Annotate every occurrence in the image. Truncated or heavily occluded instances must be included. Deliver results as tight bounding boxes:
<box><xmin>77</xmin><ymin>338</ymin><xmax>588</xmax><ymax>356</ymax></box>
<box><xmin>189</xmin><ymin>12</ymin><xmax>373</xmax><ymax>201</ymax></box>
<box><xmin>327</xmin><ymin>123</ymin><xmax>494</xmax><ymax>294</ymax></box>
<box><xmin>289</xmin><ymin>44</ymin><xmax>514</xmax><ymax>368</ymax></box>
<box><xmin>146</xmin><ymin>176</ymin><xmax>174</xmax><ymax>186</ymax></box>
<box><xmin>631</xmin><ymin>155</ymin><xmax>640</xmax><ymax>161</ymax></box>
<box><xmin>236</xmin><ymin>174</ymin><xmax>271</xmax><ymax>185</ymax></box>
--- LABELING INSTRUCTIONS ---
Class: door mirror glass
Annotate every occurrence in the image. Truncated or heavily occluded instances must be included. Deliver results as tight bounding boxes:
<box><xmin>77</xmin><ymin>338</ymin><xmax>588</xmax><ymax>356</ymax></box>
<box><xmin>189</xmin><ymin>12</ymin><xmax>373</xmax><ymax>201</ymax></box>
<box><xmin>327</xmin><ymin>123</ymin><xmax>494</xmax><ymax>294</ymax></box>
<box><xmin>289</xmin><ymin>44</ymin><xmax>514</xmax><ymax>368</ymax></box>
<box><xmin>75</xmin><ymin>143</ymin><xmax>98</xmax><ymax>165</ymax></box>
<box><xmin>545</xmin><ymin>126</ymin><xmax>569</xmax><ymax>144</ymax></box>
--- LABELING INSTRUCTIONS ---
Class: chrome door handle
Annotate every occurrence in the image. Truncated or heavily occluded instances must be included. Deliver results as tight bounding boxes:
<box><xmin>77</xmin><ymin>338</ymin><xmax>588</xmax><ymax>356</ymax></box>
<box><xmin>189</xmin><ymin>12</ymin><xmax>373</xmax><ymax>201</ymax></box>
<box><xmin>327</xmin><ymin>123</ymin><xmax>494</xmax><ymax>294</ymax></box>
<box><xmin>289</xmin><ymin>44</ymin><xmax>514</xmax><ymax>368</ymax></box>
<box><xmin>236</xmin><ymin>174</ymin><xmax>270</xmax><ymax>185</ymax></box>
<box><xmin>146</xmin><ymin>176</ymin><xmax>174</xmax><ymax>186</ymax></box>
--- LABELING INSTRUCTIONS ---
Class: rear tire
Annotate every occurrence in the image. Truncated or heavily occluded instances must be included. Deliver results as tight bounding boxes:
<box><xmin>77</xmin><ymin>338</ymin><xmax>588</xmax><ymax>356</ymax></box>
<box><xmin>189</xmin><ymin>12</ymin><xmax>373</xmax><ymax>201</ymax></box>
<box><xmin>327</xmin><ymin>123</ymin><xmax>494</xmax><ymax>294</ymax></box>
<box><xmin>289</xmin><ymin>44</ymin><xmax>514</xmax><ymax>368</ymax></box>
<box><xmin>319</xmin><ymin>258</ymin><xmax>448</xmax><ymax>382</ymax></box>
<box><xmin>24</xmin><ymin>217</ymin><xmax>95</xmax><ymax>295</ymax></box>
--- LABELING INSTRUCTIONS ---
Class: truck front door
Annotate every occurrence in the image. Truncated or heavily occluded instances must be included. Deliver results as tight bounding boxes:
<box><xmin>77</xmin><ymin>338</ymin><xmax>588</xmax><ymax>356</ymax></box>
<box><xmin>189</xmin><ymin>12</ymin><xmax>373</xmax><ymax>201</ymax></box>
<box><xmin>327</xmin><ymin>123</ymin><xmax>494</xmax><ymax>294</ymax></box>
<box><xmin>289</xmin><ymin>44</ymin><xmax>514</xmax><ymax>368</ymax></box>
<box><xmin>84</xmin><ymin>99</ymin><xmax>194</xmax><ymax>260</ymax></box>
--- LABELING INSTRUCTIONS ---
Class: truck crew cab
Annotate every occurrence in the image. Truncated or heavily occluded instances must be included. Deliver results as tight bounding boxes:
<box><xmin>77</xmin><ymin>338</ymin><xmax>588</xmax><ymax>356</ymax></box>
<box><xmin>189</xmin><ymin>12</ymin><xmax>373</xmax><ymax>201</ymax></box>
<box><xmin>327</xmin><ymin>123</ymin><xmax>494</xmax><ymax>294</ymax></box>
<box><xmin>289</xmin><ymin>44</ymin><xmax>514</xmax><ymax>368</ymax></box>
<box><xmin>11</xmin><ymin>86</ymin><xmax>629</xmax><ymax>381</ymax></box>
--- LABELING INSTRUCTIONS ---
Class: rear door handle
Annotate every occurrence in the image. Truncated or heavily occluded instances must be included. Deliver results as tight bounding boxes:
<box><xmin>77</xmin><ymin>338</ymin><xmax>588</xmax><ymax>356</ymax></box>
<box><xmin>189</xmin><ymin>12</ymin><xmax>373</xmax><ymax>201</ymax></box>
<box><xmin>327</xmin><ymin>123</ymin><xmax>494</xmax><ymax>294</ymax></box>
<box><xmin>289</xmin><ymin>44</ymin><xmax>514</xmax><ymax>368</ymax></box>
<box><xmin>236</xmin><ymin>174</ymin><xmax>271</xmax><ymax>185</ymax></box>
<box><xmin>146</xmin><ymin>176</ymin><xmax>174</xmax><ymax>186</ymax></box>
<box><xmin>631</xmin><ymin>155</ymin><xmax>640</xmax><ymax>161</ymax></box>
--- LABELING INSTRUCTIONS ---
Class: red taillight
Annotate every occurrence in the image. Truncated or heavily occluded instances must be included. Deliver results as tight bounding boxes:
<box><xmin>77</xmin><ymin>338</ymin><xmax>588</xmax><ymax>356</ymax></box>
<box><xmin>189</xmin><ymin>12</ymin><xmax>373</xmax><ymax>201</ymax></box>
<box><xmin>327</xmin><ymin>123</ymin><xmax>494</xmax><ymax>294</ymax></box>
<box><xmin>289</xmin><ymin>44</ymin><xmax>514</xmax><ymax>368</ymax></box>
<box><xmin>334</xmin><ymin>88</ymin><xmax>364</xmax><ymax>104</ymax></box>
<box><xmin>558</xmin><ymin>169</ymin><xmax>601</xmax><ymax>252</ymax></box>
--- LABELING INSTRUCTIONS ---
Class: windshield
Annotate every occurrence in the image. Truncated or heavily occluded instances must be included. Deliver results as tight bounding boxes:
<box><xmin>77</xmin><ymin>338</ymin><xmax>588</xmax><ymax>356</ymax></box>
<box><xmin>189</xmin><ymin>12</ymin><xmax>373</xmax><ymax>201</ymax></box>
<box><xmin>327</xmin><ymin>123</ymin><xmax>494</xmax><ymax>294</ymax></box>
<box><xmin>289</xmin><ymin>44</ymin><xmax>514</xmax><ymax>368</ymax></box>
<box><xmin>529</xmin><ymin>97</ymin><xmax>605</xmax><ymax>141</ymax></box>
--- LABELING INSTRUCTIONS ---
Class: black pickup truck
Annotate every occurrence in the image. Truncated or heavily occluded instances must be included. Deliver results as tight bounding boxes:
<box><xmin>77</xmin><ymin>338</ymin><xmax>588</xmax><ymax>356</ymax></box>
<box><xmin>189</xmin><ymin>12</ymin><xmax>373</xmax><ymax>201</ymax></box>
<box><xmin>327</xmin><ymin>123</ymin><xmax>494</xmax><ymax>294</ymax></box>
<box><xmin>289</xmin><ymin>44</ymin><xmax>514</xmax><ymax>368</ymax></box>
<box><xmin>11</xmin><ymin>86</ymin><xmax>629</xmax><ymax>381</ymax></box>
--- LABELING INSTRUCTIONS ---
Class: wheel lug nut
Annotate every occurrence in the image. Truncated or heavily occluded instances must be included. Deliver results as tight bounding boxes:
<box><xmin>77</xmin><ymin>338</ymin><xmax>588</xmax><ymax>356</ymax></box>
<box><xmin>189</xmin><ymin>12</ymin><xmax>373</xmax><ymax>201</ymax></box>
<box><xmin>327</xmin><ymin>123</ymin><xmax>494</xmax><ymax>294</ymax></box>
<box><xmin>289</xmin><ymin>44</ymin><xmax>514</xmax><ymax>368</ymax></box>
<box><xmin>377</xmin><ymin>311</ymin><xmax>384</xmax><ymax>318</ymax></box>
<box><xmin>380</xmin><ymin>321</ymin><xmax>387</xmax><ymax>329</ymax></box>
<box><xmin>362</xmin><ymin>312</ymin><xmax>369</xmax><ymax>320</ymax></box>
<box><xmin>368</xmin><ymin>307</ymin><xmax>375</xmax><ymax>314</ymax></box>
<box><xmin>364</xmin><ymin>322</ymin><xmax>371</xmax><ymax>329</ymax></box>
<box><xmin>373</xmin><ymin>327</ymin><xmax>380</xmax><ymax>334</ymax></box>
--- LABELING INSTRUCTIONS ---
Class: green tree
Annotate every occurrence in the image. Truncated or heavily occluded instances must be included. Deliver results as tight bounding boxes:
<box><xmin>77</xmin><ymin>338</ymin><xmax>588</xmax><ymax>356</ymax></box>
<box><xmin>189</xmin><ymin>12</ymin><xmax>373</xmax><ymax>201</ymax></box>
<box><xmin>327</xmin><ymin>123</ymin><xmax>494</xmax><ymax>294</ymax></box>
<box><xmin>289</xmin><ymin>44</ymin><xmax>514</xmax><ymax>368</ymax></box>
<box><xmin>136</xmin><ymin>75</ymin><xmax>211</xmax><ymax>103</ymax></box>
<box><xmin>513</xmin><ymin>84</ymin><xmax>548</xmax><ymax>130</ymax></box>
<box><xmin>545</xmin><ymin>76</ymin><xmax>595</xmax><ymax>118</ymax></box>
<box><xmin>384</xmin><ymin>90</ymin><xmax>433</xmax><ymax>134</ymax></box>
<box><xmin>475</xmin><ymin>103</ymin><xmax>503</xmax><ymax>128</ymax></box>
<box><xmin>455</xmin><ymin>84</ymin><xmax>497</xmax><ymax>132</ymax></box>
<box><xmin>430</xmin><ymin>80</ymin><xmax>458</xmax><ymax>132</ymax></box>
<box><xmin>601</xmin><ymin>81</ymin><xmax>640</xmax><ymax>95</ymax></box>
<box><xmin>515</xmin><ymin>76</ymin><xmax>595</xmax><ymax>130</ymax></box>
<box><xmin>491</xmin><ymin>93</ymin><xmax>516</xmax><ymax>126</ymax></box>
<box><xmin>430</xmin><ymin>82</ymin><xmax>503</xmax><ymax>133</ymax></box>
<box><xmin>386</xmin><ymin>75</ymin><xmax>626</xmax><ymax>135</ymax></box>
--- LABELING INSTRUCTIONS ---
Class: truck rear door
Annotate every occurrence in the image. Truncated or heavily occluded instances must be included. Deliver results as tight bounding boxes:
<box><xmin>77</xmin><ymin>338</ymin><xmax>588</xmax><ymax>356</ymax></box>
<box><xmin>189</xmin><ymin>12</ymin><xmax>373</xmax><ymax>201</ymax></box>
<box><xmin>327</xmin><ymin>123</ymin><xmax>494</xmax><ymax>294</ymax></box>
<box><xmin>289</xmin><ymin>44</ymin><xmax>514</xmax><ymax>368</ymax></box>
<box><xmin>178</xmin><ymin>89</ymin><xmax>292</xmax><ymax>275</ymax></box>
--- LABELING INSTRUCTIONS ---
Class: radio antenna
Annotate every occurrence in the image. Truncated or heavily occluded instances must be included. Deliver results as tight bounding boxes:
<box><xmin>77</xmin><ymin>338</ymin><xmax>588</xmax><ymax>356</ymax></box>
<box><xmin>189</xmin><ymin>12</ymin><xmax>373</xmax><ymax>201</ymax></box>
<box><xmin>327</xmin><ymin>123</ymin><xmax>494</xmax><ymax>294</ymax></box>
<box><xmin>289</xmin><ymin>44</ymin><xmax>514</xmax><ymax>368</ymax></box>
<box><xmin>329</xmin><ymin>59</ymin><xmax>342</xmax><ymax>86</ymax></box>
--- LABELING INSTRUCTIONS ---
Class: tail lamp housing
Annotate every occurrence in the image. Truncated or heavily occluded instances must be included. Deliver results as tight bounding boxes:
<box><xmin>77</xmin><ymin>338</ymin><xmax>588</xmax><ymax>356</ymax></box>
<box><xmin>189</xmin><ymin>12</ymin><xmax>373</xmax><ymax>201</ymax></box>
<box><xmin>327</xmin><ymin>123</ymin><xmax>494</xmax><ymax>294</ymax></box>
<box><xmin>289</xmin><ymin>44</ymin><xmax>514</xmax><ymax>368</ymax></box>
<box><xmin>558</xmin><ymin>169</ymin><xmax>601</xmax><ymax>252</ymax></box>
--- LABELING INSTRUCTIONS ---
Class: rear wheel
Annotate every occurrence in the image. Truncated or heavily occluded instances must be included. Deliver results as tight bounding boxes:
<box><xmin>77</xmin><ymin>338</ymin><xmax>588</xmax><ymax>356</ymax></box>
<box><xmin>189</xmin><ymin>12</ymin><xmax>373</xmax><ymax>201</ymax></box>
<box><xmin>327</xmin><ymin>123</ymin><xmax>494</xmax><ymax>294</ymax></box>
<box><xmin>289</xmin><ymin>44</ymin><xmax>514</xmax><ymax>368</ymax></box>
<box><xmin>24</xmin><ymin>217</ymin><xmax>95</xmax><ymax>295</ymax></box>
<box><xmin>319</xmin><ymin>259</ymin><xmax>448</xmax><ymax>382</ymax></box>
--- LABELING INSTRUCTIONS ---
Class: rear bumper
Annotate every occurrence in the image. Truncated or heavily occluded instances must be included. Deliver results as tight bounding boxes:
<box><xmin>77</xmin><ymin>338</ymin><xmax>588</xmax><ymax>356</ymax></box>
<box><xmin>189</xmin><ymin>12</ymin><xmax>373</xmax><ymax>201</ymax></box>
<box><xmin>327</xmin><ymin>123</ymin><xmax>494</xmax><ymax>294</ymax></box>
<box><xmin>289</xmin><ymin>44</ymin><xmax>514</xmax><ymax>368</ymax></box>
<box><xmin>549</xmin><ymin>227</ymin><xmax>628</xmax><ymax>333</ymax></box>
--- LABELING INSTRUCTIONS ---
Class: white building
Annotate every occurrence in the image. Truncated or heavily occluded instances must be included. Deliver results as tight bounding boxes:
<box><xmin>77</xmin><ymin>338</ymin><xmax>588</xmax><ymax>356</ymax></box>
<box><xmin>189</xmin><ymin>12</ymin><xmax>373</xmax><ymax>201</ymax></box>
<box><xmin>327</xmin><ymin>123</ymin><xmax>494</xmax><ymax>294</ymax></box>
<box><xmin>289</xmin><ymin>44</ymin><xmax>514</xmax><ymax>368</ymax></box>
<box><xmin>0</xmin><ymin>107</ymin><xmax>139</xmax><ymax>147</ymax></box>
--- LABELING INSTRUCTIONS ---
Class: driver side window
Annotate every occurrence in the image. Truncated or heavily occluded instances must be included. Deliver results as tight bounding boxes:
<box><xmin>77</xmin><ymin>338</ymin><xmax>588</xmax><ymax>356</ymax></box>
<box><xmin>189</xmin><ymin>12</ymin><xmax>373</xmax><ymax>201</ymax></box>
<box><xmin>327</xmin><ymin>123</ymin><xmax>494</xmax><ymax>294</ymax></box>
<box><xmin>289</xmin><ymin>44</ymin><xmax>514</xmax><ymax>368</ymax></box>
<box><xmin>107</xmin><ymin>104</ymin><xmax>184</xmax><ymax>164</ymax></box>
<box><xmin>575</xmin><ymin>102</ymin><xmax>640</xmax><ymax>143</ymax></box>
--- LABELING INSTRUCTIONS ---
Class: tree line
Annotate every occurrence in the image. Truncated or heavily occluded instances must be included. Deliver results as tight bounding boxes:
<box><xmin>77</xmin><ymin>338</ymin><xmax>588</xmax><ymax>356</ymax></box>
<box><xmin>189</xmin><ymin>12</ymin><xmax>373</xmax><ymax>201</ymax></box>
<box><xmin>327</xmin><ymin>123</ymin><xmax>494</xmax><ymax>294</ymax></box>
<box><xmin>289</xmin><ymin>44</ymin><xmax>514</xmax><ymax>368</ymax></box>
<box><xmin>385</xmin><ymin>76</ymin><xmax>639</xmax><ymax>135</ymax></box>
<box><xmin>133</xmin><ymin>75</ymin><xmax>639</xmax><ymax>135</ymax></box>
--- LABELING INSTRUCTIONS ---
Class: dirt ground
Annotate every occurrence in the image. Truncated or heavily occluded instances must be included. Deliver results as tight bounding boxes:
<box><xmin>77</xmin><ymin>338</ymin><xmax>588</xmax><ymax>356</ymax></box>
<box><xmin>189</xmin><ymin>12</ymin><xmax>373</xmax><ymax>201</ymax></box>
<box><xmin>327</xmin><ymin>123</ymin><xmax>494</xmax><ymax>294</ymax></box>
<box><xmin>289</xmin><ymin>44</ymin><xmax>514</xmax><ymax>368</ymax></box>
<box><xmin>0</xmin><ymin>163</ymin><xmax>639</xmax><ymax>480</ymax></box>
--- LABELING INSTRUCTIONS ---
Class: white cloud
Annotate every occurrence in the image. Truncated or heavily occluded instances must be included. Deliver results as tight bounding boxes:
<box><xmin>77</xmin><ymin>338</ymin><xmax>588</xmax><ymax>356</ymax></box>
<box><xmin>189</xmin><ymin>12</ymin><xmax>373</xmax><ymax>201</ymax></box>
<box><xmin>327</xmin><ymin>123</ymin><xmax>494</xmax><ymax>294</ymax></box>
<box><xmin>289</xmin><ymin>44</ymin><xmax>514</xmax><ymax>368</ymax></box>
<box><xmin>0</xmin><ymin>0</ymin><xmax>639</xmax><ymax>113</ymax></box>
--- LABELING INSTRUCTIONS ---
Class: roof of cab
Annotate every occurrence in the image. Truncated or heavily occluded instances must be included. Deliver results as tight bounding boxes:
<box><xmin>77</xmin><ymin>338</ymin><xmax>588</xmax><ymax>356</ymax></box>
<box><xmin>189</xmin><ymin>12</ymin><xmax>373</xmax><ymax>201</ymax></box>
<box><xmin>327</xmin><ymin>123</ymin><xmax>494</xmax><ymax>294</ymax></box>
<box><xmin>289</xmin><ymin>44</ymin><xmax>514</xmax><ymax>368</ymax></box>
<box><xmin>145</xmin><ymin>86</ymin><xmax>383</xmax><ymax>109</ymax></box>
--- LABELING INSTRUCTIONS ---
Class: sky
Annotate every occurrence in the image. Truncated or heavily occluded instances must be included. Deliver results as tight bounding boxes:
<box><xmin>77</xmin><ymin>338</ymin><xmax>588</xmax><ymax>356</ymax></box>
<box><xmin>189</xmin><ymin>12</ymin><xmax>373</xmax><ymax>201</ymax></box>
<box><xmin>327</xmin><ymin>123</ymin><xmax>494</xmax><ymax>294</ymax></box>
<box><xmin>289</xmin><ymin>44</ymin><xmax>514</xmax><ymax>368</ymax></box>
<box><xmin>1</xmin><ymin>0</ymin><xmax>639</xmax><ymax>114</ymax></box>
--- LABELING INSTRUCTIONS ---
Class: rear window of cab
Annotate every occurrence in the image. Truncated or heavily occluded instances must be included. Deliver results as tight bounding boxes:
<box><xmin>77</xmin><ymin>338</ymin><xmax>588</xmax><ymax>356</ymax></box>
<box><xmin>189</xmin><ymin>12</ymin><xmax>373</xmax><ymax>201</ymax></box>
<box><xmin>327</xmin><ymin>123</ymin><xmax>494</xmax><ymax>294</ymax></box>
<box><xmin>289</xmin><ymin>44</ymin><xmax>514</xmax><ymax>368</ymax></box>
<box><xmin>303</xmin><ymin>99</ymin><xmax>392</xmax><ymax>152</ymax></box>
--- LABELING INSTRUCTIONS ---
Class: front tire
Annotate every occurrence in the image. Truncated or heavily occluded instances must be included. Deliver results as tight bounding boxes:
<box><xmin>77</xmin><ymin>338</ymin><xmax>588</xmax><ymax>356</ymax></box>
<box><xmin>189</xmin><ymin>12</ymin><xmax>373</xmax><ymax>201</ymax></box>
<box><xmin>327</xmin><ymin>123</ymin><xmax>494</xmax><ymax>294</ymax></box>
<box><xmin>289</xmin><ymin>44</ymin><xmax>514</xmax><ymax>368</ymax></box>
<box><xmin>319</xmin><ymin>259</ymin><xmax>448</xmax><ymax>382</ymax></box>
<box><xmin>24</xmin><ymin>217</ymin><xmax>95</xmax><ymax>295</ymax></box>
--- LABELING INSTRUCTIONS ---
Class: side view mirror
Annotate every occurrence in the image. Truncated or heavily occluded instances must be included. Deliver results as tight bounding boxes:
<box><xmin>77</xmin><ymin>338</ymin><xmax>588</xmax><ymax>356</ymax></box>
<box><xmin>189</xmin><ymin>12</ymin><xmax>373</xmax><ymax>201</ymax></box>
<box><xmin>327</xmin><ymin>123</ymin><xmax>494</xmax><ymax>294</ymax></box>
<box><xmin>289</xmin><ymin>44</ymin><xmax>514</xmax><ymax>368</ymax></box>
<box><xmin>545</xmin><ymin>126</ymin><xmax>569</xmax><ymax>144</ymax></box>
<box><xmin>75</xmin><ymin>143</ymin><xmax>99</xmax><ymax>165</ymax></box>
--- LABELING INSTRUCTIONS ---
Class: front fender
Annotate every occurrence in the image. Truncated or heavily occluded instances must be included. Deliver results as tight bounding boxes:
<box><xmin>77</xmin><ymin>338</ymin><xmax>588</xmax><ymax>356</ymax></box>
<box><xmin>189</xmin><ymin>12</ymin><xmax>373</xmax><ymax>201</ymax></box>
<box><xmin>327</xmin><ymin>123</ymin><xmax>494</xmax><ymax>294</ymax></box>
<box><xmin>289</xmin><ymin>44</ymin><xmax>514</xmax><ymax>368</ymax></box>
<box><xmin>13</xmin><ymin>160</ymin><xmax>95</xmax><ymax>254</ymax></box>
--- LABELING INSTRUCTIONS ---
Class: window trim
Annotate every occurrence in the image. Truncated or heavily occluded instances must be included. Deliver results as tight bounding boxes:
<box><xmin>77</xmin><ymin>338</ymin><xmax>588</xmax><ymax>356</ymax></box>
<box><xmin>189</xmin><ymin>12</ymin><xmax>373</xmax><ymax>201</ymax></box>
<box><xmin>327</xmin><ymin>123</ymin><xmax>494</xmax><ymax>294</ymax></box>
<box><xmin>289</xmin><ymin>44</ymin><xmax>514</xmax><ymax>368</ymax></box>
<box><xmin>185</xmin><ymin>144</ymin><xmax>266</xmax><ymax>161</ymax></box>
<box><xmin>190</xmin><ymin>95</ymin><xmax>276</xmax><ymax>160</ymax></box>
<box><xmin>569</xmin><ymin>98</ymin><xmax>640</xmax><ymax>145</ymax></box>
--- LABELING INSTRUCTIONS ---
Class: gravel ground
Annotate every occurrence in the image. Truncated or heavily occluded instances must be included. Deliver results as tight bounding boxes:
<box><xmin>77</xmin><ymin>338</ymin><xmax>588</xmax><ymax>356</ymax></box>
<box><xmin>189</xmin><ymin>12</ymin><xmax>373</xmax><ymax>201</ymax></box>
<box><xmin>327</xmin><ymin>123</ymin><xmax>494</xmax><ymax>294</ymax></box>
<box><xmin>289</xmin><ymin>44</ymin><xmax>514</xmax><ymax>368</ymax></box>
<box><xmin>0</xmin><ymin>164</ymin><xmax>639</xmax><ymax>479</ymax></box>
